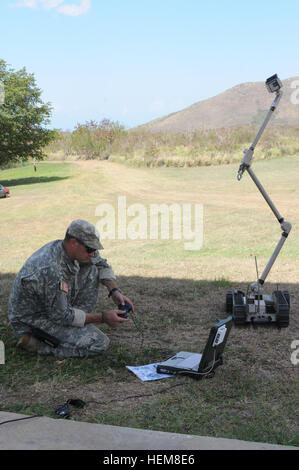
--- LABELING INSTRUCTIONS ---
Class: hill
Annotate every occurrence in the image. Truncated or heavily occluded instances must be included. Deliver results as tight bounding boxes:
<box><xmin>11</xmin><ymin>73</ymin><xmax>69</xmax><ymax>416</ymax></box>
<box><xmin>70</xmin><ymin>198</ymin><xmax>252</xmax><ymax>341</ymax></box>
<box><xmin>140</xmin><ymin>76</ymin><xmax>299</xmax><ymax>132</ymax></box>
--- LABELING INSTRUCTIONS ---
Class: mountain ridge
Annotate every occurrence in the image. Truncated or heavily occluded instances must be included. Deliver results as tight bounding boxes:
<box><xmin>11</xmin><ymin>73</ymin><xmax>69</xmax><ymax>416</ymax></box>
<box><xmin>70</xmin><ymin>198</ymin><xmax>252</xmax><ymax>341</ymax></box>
<box><xmin>140</xmin><ymin>76</ymin><xmax>299</xmax><ymax>132</ymax></box>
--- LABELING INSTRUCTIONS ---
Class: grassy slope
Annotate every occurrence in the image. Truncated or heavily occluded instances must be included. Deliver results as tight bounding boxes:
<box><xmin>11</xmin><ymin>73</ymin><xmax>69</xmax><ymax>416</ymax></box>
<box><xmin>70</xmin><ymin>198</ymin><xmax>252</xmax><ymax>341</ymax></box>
<box><xmin>0</xmin><ymin>158</ymin><xmax>298</xmax><ymax>445</ymax></box>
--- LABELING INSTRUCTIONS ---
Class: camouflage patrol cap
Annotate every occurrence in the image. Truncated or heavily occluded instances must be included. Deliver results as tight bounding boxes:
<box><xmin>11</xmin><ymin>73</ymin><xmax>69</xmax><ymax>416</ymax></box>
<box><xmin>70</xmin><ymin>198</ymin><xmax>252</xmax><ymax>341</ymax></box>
<box><xmin>66</xmin><ymin>219</ymin><xmax>104</xmax><ymax>250</ymax></box>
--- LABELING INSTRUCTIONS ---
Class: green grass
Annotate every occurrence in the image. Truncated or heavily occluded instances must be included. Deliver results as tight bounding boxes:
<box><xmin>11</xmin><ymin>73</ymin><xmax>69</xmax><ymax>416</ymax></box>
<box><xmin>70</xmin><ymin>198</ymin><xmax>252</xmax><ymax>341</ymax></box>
<box><xmin>0</xmin><ymin>158</ymin><xmax>298</xmax><ymax>446</ymax></box>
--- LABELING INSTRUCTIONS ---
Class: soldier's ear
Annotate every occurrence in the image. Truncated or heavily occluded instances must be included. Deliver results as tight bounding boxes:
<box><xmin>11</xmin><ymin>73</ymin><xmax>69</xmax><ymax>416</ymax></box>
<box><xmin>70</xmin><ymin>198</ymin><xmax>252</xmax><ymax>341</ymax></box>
<box><xmin>63</xmin><ymin>237</ymin><xmax>77</xmax><ymax>250</ymax></box>
<box><xmin>70</xmin><ymin>238</ymin><xmax>79</xmax><ymax>248</ymax></box>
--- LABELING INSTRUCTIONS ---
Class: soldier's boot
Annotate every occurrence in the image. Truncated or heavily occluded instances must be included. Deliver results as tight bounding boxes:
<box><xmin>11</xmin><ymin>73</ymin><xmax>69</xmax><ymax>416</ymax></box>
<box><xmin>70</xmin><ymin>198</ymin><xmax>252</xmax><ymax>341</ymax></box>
<box><xmin>17</xmin><ymin>334</ymin><xmax>40</xmax><ymax>352</ymax></box>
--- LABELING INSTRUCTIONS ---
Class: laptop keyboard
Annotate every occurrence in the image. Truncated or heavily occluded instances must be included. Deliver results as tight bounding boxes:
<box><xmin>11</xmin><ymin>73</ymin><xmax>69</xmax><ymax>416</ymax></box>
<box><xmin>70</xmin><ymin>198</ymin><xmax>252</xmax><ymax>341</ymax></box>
<box><xmin>179</xmin><ymin>353</ymin><xmax>202</xmax><ymax>369</ymax></box>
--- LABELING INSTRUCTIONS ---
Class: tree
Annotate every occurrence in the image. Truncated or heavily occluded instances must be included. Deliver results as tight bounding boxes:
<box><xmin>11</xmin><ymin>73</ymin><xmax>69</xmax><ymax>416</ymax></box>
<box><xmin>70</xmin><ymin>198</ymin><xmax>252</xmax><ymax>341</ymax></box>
<box><xmin>0</xmin><ymin>59</ymin><xmax>56</xmax><ymax>167</ymax></box>
<box><xmin>71</xmin><ymin>119</ymin><xmax>126</xmax><ymax>159</ymax></box>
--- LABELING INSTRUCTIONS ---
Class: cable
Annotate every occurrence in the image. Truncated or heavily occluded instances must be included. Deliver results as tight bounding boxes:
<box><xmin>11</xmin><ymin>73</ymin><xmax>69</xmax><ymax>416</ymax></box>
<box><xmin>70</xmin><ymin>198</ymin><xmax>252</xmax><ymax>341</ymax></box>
<box><xmin>119</xmin><ymin>312</ymin><xmax>217</xmax><ymax>382</ymax></box>
<box><xmin>128</xmin><ymin>309</ymin><xmax>145</xmax><ymax>349</ymax></box>
<box><xmin>61</xmin><ymin>369</ymin><xmax>216</xmax><ymax>415</ymax></box>
<box><xmin>78</xmin><ymin>382</ymin><xmax>191</xmax><ymax>413</ymax></box>
<box><xmin>177</xmin><ymin>349</ymin><xmax>217</xmax><ymax>377</ymax></box>
<box><xmin>0</xmin><ymin>415</ymin><xmax>42</xmax><ymax>426</ymax></box>
<box><xmin>82</xmin><ymin>358</ymin><xmax>218</xmax><ymax>409</ymax></box>
<box><xmin>0</xmin><ymin>379</ymin><xmax>197</xmax><ymax>424</ymax></box>
<box><xmin>4</xmin><ymin>313</ymin><xmax>214</xmax><ymax>424</ymax></box>
<box><xmin>128</xmin><ymin>310</ymin><xmax>176</xmax><ymax>356</ymax></box>
<box><xmin>0</xmin><ymin>375</ymin><xmax>205</xmax><ymax>424</ymax></box>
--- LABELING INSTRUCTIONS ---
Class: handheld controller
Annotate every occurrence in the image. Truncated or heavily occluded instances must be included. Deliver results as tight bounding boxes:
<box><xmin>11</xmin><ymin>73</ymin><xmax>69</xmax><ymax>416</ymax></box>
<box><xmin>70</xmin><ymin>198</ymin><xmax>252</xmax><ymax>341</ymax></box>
<box><xmin>117</xmin><ymin>301</ymin><xmax>132</xmax><ymax>318</ymax></box>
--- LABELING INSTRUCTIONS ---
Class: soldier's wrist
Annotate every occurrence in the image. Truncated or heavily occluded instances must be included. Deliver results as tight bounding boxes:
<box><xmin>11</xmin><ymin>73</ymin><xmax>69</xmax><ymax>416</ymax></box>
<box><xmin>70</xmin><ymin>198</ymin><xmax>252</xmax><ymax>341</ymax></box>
<box><xmin>84</xmin><ymin>313</ymin><xmax>103</xmax><ymax>325</ymax></box>
<box><xmin>108</xmin><ymin>287</ymin><xmax>121</xmax><ymax>298</ymax></box>
<box><xmin>101</xmin><ymin>311</ymin><xmax>107</xmax><ymax>324</ymax></box>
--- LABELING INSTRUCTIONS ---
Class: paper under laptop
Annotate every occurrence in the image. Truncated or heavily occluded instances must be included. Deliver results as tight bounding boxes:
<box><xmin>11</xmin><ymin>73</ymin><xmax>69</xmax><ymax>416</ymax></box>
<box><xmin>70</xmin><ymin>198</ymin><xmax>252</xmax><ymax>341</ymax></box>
<box><xmin>156</xmin><ymin>316</ymin><xmax>233</xmax><ymax>379</ymax></box>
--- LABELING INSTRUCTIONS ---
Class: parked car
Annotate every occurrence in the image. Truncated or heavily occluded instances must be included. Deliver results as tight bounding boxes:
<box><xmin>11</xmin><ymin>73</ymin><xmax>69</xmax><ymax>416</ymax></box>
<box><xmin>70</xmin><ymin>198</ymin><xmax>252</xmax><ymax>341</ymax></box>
<box><xmin>0</xmin><ymin>184</ymin><xmax>10</xmax><ymax>198</ymax></box>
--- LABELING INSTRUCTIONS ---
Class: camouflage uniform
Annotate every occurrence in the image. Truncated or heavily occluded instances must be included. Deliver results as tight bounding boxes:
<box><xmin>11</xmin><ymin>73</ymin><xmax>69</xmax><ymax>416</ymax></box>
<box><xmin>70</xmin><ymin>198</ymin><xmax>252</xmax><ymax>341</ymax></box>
<box><xmin>8</xmin><ymin>221</ymin><xmax>116</xmax><ymax>358</ymax></box>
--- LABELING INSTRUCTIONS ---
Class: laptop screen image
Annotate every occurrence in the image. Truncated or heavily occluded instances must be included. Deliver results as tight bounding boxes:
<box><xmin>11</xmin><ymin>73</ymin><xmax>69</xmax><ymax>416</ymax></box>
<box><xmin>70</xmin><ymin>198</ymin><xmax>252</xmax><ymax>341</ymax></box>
<box><xmin>156</xmin><ymin>316</ymin><xmax>233</xmax><ymax>379</ymax></box>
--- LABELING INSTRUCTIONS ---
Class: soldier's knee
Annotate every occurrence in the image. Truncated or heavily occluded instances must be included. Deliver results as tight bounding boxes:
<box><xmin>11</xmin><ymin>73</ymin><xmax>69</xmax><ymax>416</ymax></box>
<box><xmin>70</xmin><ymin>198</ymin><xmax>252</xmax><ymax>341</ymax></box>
<box><xmin>89</xmin><ymin>331</ymin><xmax>110</xmax><ymax>355</ymax></box>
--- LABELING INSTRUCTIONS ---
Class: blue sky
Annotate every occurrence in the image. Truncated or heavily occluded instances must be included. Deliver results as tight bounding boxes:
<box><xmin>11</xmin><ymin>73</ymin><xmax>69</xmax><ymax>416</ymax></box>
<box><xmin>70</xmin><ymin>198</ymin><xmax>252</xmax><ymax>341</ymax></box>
<box><xmin>1</xmin><ymin>0</ymin><xmax>298</xmax><ymax>130</ymax></box>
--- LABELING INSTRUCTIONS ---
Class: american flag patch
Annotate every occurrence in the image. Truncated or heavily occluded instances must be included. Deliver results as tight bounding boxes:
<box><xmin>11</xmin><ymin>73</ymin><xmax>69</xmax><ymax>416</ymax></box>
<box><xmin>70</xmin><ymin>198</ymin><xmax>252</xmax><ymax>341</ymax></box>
<box><xmin>60</xmin><ymin>282</ymin><xmax>69</xmax><ymax>293</ymax></box>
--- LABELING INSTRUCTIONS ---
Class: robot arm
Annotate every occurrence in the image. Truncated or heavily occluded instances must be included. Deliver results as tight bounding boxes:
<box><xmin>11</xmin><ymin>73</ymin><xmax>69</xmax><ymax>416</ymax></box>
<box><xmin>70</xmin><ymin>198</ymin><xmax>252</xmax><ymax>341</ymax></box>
<box><xmin>250</xmin><ymin>218</ymin><xmax>292</xmax><ymax>293</ymax></box>
<box><xmin>237</xmin><ymin>75</ymin><xmax>283</xmax><ymax>180</ymax></box>
<box><xmin>236</xmin><ymin>74</ymin><xmax>292</xmax><ymax>292</ymax></box>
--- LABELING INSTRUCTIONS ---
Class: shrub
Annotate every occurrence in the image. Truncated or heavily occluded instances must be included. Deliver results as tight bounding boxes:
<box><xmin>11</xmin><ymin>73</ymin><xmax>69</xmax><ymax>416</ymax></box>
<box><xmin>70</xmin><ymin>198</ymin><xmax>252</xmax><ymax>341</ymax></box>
<box><xmin>45</xmin><ymin>124</ymin><xmax>299</xmax><ymax>167</ymax></box>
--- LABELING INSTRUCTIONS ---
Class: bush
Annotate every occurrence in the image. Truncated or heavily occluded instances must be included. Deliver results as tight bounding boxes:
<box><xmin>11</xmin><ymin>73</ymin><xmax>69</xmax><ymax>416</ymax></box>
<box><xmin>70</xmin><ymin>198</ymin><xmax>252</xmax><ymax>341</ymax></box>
<box><xmin>45</xmin><ymin>124</ymin><xmax>299</xmax><ymax>167</ymax></box>
<box><xmin>45</xmin><ymin>119</ymin><xmax>126</xmax><ymax>160</ymax></box>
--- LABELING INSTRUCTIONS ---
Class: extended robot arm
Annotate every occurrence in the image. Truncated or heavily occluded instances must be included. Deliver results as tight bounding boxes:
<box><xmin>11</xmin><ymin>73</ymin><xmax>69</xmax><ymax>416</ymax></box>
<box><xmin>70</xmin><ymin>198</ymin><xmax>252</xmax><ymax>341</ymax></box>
<box><xmin>237</xmin><ymin>88</ymin><xmax>282</xmax><ymax>180</ymax></box>
<box><xmin>236</xmin><ymin>75</ymin><xmax>292</xmax><ymax>293</ymax></box>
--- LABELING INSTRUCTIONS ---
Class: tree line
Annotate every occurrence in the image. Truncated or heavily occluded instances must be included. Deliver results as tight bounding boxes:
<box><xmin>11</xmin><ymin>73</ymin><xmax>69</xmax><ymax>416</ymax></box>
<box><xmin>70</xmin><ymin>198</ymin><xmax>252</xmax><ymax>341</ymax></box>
<box><xmin>2</xmin><ymin>59</ymin><xmax>298</xmax><ymax>170</ymax></box>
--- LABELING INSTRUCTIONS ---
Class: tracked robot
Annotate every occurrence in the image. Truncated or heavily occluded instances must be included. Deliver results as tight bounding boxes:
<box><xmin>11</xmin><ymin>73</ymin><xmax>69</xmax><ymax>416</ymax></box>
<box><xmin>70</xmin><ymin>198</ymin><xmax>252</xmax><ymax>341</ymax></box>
<box><xmin>226</xmin><ymin>75</ymin><xmax>291</xmax><ymax>327</ymax></box>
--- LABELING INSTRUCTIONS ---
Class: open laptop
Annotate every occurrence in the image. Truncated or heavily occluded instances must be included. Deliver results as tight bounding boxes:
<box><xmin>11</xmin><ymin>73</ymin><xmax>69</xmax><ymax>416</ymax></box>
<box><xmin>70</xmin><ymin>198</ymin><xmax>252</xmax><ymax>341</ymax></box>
<box><xmin>157</xmin><ymin>316</ymin><xmax>233</xmax><ymax>380</ymax></box>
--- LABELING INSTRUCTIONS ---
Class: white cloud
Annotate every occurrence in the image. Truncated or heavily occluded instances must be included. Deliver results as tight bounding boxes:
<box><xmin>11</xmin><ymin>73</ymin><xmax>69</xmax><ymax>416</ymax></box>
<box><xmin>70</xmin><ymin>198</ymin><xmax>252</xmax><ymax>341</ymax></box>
<box><xmin>14</xmin><ymin>0</ymin><xmax>91</xmax><ymax>16</ymax></box>
<box><xmin>57</xmin><ymin>0</ymin><xmax>91</xmax><ymax>16</ymax></box>
<box><xmin>41</xmin><ymin>1</ymin><xmax>65</xmax><ymax>10</ymax></box>
<box><xmin>15</xmin><ymin>0</ymin><xmax>38</xmax><ymax>6</ymax></box>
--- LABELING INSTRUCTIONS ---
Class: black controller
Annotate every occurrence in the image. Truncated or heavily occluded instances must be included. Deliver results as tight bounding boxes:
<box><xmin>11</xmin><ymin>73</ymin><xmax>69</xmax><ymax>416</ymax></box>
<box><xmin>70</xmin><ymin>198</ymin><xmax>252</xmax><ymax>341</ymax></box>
<box><xmin>117</xmin><ymin>301</ymin><xmax>132</xmax><ymax>318</ymax></box>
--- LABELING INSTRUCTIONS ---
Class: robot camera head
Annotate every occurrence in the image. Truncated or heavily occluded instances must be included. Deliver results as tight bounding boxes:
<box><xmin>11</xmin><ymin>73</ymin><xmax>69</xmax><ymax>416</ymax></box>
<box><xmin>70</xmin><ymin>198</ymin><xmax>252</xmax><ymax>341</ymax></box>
<box><xmin>265</xmin><ymin>74</ymin><xmax>282</xmax><ymax>93</ymax></box>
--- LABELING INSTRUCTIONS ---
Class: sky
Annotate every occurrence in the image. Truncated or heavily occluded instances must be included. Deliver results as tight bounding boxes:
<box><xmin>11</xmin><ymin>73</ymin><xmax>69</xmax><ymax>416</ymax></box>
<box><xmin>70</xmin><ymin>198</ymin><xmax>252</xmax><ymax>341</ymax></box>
<box><xmin>1</xmin><ymin>0</ymin><xmax>298</xmax><ymax>130</ymax></box>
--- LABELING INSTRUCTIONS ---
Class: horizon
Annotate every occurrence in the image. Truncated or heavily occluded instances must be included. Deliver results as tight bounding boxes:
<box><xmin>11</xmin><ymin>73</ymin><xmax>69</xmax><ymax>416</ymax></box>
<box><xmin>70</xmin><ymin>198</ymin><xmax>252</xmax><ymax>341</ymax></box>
<box><xmin>1</xmin><ymin>0</ymin><xmax>298</xmax><ymax>131</ymax></box>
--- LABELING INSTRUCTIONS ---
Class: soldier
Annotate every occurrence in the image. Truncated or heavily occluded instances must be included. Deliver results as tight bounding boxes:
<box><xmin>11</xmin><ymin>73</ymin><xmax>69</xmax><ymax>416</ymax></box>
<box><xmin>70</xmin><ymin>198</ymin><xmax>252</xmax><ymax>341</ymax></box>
<box><xmin>8</xmin><ymin>219</ymin><xmax>134</xmax><ymax>358</ymax></box>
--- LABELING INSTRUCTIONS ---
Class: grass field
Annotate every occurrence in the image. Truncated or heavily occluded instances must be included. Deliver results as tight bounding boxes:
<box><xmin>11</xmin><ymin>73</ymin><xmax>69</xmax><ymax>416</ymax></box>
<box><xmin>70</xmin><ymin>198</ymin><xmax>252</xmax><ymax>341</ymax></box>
<box><xmin>0</xmin><ymin>157</ymin><xmax>298</xmax><ymax>446</ymax></box>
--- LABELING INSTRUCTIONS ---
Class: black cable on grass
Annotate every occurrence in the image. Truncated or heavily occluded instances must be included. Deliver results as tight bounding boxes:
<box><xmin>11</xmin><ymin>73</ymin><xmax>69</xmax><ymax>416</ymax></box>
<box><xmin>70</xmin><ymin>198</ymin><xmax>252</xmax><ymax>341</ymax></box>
<box><xmin>0</xmin><ymin>415</ymin><xmax>42</xmax><ymax>426</ymax></box>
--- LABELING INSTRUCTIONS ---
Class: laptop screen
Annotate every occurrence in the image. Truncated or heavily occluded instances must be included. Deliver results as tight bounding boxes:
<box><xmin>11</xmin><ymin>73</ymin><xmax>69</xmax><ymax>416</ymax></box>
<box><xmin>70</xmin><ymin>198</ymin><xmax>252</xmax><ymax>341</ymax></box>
<box><xmin>198</xmin><ymin>316</ymin><xmax>233</xmax><ymax>373</ymax></box>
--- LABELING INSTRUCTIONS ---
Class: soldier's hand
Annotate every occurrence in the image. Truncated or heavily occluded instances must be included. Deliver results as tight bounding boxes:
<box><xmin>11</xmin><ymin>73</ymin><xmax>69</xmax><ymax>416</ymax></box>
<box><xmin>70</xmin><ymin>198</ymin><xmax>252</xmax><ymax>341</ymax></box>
<box><xmin>111</xmin><ymin>291</ymin><xmax>135</xmax><ymax>312</ymax></box>
<box><xmin>102</xmin><ymin>309</ymin><xmax>129</xmax><ymax>328</ymax></box>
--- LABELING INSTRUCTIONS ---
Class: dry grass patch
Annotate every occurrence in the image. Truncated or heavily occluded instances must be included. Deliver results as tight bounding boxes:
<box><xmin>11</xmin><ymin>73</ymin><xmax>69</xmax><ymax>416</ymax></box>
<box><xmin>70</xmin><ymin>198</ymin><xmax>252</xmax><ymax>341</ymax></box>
<box><xmin>0</xmin><ymin>159</ymin><xmax>298</xmax><ymax>445</ymax></box>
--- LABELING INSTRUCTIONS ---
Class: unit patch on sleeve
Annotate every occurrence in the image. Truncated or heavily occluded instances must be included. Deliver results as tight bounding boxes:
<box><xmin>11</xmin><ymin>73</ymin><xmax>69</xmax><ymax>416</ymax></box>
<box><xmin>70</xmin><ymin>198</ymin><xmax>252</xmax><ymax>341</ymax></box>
<box><xmin>60</xmin><ymin>281</ymin><xmax>69</xmax><ymax>294</ymax></box>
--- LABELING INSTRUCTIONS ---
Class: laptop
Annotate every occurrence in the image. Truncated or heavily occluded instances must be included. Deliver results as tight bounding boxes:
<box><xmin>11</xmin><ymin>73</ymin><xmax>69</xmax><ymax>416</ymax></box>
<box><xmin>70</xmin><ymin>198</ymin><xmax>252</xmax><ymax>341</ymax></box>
<box><xmin>156</xmin><ymin>316</ymin><xmax>233</xmax><ymax>380</ymax></box>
